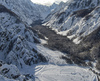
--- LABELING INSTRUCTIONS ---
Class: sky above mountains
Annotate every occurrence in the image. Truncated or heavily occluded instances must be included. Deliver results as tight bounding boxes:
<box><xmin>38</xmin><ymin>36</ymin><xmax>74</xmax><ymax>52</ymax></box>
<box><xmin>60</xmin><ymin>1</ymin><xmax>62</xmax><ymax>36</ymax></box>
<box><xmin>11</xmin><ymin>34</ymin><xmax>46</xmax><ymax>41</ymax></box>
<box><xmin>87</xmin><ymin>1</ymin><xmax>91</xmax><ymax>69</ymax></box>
<box><xmin>31</xmin><ymin>0</ymin><xmax>68</xmax><ymax>6</ymax></box>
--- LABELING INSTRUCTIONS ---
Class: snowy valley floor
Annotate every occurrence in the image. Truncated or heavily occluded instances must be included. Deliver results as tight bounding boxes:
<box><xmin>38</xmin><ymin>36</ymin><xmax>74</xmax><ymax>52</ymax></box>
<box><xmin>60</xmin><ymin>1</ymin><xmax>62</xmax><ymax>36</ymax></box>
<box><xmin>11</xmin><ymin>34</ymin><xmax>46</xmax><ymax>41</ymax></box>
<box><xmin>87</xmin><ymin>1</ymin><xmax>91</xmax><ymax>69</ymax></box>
<box><xmin>20</xmin><ymin>44</ymin><xmax>98</xmax><ymax>81</ymax></box>
<box><xmin>35</xmin><ymin>64</ymin><xmax>97</xmax><ymax>81</ymax></box>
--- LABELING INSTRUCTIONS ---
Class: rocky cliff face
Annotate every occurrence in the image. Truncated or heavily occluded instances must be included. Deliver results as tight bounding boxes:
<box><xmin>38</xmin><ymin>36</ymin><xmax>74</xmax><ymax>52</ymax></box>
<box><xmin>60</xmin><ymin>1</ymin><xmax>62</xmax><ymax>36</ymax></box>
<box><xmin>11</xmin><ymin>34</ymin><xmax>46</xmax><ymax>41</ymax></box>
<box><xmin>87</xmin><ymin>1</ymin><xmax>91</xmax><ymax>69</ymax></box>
<box><xmin>43</xmin><ymin>0</ymin><xmax>100</xmax><ymax>72</ymax></box>
<box><xmin>44</xmin><ymin>0</ymin><xmax>100</xmax><ymax>44</ymax></box>
<box><xmin>0</xmin><ymin>1</ymin><xmax>59</xmax><ymax>80</ymax></box>
<box><xmin>0</xmin><ymin>4</ymin><xmax>47</xmax><ymax>81</ymax></box>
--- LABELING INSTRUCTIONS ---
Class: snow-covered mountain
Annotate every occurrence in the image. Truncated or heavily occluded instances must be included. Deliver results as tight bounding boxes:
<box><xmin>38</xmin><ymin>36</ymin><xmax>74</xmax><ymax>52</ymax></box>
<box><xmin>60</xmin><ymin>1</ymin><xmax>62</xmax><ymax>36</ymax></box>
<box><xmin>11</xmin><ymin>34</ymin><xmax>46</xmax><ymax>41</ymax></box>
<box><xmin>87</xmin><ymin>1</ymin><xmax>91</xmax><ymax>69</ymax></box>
<box><xmin>0</xmin><ymin>0</ymin><xmax>99</xmax><ymax>81</ymax></box>
<box><xmin>44</xmin><ymin>0</ymin><xmax>100</xmax><ymax>44</ymax></box>
<box><xmin>42</xmin><ymin>0</ymin><xmax>100</xmax><ymax>74</ymax></box>
<box><xmin>0</xmin><ymin>1</ymin><xmax>59</xmax><ymax>81</ymax></box>
<box><xmin>0</xmin><ymin>0</ymin><xmax>58</xmax><ymax>25</ymax></box>
<box><xmin>0</xmin><ymin>4</ymin><xmax>48</xmax><ymax>81</ymax></box>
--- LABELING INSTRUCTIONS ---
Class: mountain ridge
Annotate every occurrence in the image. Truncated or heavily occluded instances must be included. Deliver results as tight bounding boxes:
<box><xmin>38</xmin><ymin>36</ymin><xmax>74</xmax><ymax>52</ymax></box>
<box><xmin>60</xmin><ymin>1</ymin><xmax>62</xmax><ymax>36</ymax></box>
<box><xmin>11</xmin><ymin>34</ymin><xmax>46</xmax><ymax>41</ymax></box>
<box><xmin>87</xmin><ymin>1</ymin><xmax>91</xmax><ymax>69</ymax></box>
<box><xmin>44</xmin><ymin>0</ymin><xmax>100</xmax><ymax>44</ymax></box>
<box><xmin>0</xmin><ymin>0</ymin><xmax>58</xmax><ymax>26</ymax></box>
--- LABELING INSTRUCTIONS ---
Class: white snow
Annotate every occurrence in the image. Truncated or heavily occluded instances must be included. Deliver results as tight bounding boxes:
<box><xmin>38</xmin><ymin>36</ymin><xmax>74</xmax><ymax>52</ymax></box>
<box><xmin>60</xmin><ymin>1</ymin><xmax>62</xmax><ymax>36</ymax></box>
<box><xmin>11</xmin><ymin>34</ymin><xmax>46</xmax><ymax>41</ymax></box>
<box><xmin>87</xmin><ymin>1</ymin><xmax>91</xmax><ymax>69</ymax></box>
<box><xmin>35</xmin><ymin>64</ymin><xmax>98</xmax><ymax>81</ymax></box>
<box><xmin>20</xmin><ymin>62</ymin><xmax>98</xmax><ymax>81</ymax></box>
<box><xmin>67</xmin><ymin>34</ymin><xmax>76</xmax><ymax>40</ymax></box>
<box><xmin>73</xmin><ymin>38</ymin><xmax>81</xmax><ymax>44</ymax></box>
<box><xmin>44</xmin><ymin>0</ymin><xmax>100</xmax><ymax>44</ymax></box>
<box><xmin>40</xmin><ymin>39</ymin><xmax>48</xmax><ymax>45</ymax></box>
<box><xmin>0</xmin><ymin>75</ymin><xmax>18</xmax><ymax>81</ymax></box>
<box><xmin>0</xmin><ymin>41</ymin><xmax>98</xmax><ymax>81</ymax></box>
<box><xmin>34</xmin><ymin>44</ymin><xmax>98</xmax><ymax>81</ymax></box>
<box><xmin>0</xmin><ymin>1</ymin><xmax>99</xmax><ymax>81</ymax></box>
<box><xmin>0</xmin><ymin>0</ymin><xmax>57</xmax><ymax>25</ymax></box>
<box><xmin>19</xmin><ymin>44</ymin><xmax>98</xmax><ymax>81</ymax></box>
<box><xmin>36</xmin><ymin>44</ymin><xmax>67</xmax><ymax>65</ymax></box>
<box><xmin>0</xmin><ymin>64</ymin><xmax>20</xmax><ymax>78</ymax></box>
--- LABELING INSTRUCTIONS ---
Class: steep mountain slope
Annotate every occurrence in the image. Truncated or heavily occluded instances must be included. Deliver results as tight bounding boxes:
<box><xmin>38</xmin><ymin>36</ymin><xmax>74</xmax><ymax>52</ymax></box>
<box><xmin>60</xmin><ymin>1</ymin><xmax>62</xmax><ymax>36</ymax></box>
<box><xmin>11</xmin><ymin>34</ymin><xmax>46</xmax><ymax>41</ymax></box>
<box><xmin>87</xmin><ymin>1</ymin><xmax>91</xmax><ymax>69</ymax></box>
<box><xmin>44</xmin><ymin>0</ymin><xmax>100</xmax><ymax>44</ymax></box>
<box><xmin>0</xmin><ymin>4</ymin><xmax>47</xmax><ymax>81</ymax></box>
<box><xmin>41</xmin><ymin>0</ymin><xmax>100</xmax><ymax>75</ymax></box>
<box><xmin>0</xmin><ymin>0</ymin><xmax>57</xmax><ymax>25</ymax></box>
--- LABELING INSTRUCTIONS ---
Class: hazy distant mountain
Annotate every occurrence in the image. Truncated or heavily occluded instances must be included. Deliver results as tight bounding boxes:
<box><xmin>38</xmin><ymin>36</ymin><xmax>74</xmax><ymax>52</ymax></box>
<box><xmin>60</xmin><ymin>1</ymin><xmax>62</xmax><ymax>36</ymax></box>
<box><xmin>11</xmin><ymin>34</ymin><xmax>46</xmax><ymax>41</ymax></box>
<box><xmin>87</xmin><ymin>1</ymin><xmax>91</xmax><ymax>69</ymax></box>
<box><xmin>0</xmin><ymin>0</ymin><xmax>58</xmax><ymax>25</ymax></box>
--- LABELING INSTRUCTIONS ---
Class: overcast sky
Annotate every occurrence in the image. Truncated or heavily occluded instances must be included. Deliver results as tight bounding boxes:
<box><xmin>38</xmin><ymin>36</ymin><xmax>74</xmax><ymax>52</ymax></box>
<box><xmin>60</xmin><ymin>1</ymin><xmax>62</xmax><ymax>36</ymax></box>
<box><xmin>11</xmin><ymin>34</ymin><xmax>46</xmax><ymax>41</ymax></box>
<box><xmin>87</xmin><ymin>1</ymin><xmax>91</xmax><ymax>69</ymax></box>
<box><xmin>31</xmin><ymin>0</ymin><xmax>68</xmax><ymax>6</ymax></box>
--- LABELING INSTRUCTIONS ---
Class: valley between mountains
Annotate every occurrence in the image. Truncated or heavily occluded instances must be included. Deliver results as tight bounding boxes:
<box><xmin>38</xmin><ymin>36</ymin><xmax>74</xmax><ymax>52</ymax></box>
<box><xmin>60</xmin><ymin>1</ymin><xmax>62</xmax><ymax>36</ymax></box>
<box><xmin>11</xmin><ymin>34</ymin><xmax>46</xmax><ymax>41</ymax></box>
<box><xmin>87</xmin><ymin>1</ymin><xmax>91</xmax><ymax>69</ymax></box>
<box><xmin>31</xmin><ymin>25</ymin><xmax>98</xmax><ymax>81</ymax></box>
<box><xmin>0</xmin><ymin>0</ymin><xmax>100</xmax><ymax>81</ymax></box>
